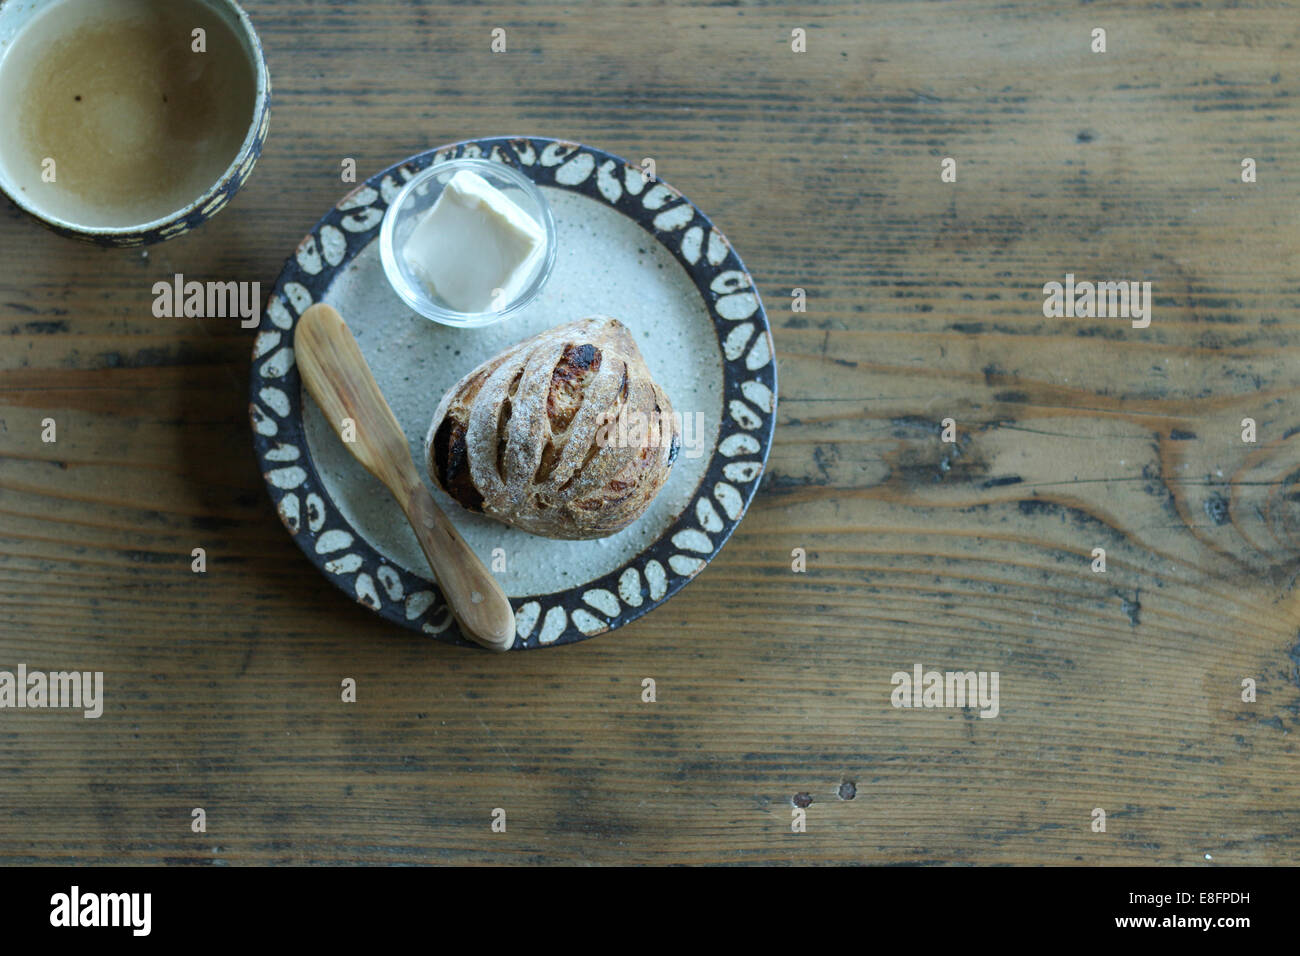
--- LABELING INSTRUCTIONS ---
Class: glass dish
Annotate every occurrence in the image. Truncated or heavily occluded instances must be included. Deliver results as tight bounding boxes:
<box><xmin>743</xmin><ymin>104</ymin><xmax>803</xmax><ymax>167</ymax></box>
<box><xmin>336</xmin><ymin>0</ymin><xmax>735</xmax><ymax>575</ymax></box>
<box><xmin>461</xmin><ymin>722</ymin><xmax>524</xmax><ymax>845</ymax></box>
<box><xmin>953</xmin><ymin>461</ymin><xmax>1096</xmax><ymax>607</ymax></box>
<box><xmin>379</xmin><ymin>158</ymin><xmax>557</xmax><ymax>328</ymax></box>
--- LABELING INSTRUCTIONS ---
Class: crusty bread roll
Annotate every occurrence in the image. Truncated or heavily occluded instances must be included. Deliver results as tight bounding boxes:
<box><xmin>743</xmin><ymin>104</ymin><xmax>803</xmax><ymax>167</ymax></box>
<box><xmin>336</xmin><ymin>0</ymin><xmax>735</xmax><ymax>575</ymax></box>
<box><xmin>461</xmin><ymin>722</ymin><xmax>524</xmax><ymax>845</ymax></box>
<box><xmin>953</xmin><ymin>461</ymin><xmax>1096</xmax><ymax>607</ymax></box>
<box><xmin>424</xmin><ymin>316</ymin><xmax>680</xmax><ymax>539</ymax></box>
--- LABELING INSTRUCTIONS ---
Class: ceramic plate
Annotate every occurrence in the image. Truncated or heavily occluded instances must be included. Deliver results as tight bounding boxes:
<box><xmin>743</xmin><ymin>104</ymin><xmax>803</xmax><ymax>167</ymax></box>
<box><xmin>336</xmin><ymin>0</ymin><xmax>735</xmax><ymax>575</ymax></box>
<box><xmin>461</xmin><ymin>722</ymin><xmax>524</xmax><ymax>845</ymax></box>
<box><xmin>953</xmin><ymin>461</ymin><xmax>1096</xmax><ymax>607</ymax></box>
<box><xmin>250</xmin><ymin>137</ymin><xmax>776</xmax><ymax>649</ymax></box>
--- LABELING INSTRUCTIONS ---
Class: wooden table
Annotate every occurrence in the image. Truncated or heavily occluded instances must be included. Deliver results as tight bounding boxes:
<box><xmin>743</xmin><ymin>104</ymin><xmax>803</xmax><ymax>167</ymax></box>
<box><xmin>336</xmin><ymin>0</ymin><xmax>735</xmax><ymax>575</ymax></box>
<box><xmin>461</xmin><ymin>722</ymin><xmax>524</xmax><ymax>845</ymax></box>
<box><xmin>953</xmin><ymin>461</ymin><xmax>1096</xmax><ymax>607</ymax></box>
<box><xmin>2</xmin><ymin>0</ymin><xmax>1297</xmax><ymax>865</ymax></box>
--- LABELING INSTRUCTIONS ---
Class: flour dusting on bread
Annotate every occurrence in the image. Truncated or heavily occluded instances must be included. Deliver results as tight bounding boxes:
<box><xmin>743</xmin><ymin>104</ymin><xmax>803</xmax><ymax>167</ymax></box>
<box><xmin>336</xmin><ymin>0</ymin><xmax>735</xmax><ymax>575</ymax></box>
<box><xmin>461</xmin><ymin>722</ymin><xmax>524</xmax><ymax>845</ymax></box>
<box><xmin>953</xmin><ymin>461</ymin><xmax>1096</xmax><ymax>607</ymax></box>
<box><xmin>425</xmin><ymin>316</ymin><xmax>679</xmax><ymax>539</ymax></box>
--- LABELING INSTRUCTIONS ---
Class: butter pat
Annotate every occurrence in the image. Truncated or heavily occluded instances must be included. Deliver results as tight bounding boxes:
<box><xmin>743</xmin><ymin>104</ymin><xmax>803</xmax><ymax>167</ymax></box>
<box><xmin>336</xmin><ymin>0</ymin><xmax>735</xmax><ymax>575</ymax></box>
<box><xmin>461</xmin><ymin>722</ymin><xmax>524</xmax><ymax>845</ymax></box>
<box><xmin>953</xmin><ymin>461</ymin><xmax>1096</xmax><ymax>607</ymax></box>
<box><xmin>402</xmin><ymin>170</ymin><xmax>545</xmax><ymax>313</ymax></box>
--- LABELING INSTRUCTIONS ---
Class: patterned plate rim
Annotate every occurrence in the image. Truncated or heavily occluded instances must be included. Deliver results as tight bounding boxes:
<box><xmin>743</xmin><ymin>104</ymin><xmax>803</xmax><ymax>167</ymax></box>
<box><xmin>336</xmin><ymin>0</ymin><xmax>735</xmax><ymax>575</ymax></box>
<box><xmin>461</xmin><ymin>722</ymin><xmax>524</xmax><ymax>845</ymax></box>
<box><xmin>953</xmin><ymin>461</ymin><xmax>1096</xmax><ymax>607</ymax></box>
<box><xmin>249</xmin><ymin>136</ymin><xmax>777</xmax><ymax>649</ymax></box>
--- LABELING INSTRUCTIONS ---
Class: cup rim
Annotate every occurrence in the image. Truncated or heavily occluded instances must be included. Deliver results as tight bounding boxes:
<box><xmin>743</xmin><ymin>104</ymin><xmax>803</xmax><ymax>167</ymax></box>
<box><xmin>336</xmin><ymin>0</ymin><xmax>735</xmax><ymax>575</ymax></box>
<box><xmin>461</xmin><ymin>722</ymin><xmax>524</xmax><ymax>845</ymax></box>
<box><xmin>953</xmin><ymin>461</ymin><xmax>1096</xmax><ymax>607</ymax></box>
<box><xmin>0</xmin><ymin>0</ymin><xmax>270</xmax><ymax>238</ymax></box>
<box><xmin>379</xmin><ymin>156</ymin><xmax>559</xmax><ymax>328</ymax></box>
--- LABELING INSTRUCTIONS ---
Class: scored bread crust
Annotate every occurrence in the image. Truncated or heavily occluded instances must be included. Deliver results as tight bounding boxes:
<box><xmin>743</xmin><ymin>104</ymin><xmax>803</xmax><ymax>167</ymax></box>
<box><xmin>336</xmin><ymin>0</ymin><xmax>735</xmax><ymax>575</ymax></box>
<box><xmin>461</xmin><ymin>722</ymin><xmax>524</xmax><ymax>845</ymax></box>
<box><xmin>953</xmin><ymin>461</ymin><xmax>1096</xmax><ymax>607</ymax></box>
<box><xmin>424</xmin><ymin>316</ymin><xmax>680</xmax><ymax>539</ymax></box>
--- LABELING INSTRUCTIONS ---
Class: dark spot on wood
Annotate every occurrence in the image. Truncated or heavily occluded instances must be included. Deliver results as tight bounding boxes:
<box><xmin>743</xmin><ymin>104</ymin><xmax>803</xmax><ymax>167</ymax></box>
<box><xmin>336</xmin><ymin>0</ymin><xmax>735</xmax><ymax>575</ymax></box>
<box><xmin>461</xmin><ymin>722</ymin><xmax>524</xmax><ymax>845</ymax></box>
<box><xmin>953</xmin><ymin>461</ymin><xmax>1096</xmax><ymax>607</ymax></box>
<box><xmin>122</xmin><ymin>550</ymin><xmax>175</xmax><ymax>564</ymax></box>
<box><xmin>982</xmin><ymin>475</ymin><xmax>1023</xmax><ymax>488</ymax></box>
<box><xmin>1074</xmin><ymin>325</ymin><xmax>1128</xmax><ymax>340</ymax></box>
<box><xmin>1119</xmin><ymin>589</ymin><xmax>1141</xmax><ymax>627</ymax></box>
<box><xmin>792</xmin><ymin>792</ymin><xmax>813</xmax><ymax>808</ymax></box>
<box><xmin>12</xmin><ymin>320</ymin><xmax>70</xmax><ymax>334</ymax></box>
<box><xmin>1204</xmin><ymin>493</ymin><xmax>1229</xmax><ymax>525</ymax></box>
<box><xmin>811</xmin><ymin>444</ymin><xmax>837</xmax><ymax>483</ymax></box>
<box><xmin>1169</xmin><ymin>429</ymin><xmax>1197</xmax><ymax>440</ymax></box>
<box><xmin>95</xmin><ymin>346</ymin><xmax>202</xmax><ymax>369</ymax></box>
<box><xmin>762</xmin><ymin>471</ymin><xmax>825</xmax><ymax>493</ymax></box>
<box><xmin>894</xmin><ymin>433</ymin><xmax>984</xmax><ymax>486</ymax></box>
<box><xmin>1077</xmin><ymin>129</ymin><xmax>1094</xmax><ymax>142</ymax></box>
<box><xmin>890</xmin><ymin>416</ymin><xmax>945</xmax><ymax>436</ymax></box>
<box><xmin>191</xmin><ymin>515</ymin><xmax>238</xmax><ymax>531</ymax></box>
<box><xmin>994</xmin><ymin>390</ymin><xmax>1028</xmax><ymax>403</ymax></box>
<box><xmin>837</xmin><ymin>781</ymin><xmax>857</xmax><ymax>800</ymax></box>
<box><xmin>236</xmin><ymin>631</ymin><xmax>257</xmax><ymax>677</ymax></box>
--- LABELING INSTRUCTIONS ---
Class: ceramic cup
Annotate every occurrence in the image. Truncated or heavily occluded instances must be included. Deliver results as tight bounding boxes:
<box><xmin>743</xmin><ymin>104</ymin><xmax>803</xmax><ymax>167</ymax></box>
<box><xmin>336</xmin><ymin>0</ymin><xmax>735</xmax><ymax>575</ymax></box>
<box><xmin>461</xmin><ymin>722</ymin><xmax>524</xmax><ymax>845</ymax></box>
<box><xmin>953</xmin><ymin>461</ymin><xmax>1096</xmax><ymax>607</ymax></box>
<box><xmin>0</xmin><ymin>0</ymin><xmax>270</xmax><ymax>246</ymax></box>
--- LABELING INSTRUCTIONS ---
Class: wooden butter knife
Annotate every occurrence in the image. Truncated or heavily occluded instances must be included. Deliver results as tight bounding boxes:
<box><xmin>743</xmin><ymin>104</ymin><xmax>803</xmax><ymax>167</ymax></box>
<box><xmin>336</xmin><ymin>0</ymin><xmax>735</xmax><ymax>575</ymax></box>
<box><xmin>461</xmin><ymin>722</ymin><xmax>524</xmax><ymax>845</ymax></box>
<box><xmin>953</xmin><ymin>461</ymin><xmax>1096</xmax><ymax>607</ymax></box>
<box><xmin>295</xmin><ymin>303</ymin><xmax>516</xmax><ymax>651</ymax></box>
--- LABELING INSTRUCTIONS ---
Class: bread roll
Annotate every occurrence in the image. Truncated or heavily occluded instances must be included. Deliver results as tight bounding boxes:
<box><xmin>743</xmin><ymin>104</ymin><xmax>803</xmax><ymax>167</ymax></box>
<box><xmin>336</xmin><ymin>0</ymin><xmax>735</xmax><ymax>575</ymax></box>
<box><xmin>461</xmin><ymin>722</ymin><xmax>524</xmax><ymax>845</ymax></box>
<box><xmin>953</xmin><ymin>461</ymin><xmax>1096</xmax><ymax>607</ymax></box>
<box><xmin>424</xmin><ymin>316</ymin><xmax>680</xmax><ymax>539</ymax></box>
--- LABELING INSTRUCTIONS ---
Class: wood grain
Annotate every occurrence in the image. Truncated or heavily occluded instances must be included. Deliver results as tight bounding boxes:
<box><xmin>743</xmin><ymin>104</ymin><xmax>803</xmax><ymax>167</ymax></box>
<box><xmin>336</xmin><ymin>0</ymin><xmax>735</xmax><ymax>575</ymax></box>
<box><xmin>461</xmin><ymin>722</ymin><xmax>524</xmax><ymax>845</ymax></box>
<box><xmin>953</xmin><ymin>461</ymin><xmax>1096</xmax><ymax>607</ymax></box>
<box><xmin>1</xmin><ymin>0</ymin><xmax>1298</xmax><ymax>865</ymax></box>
